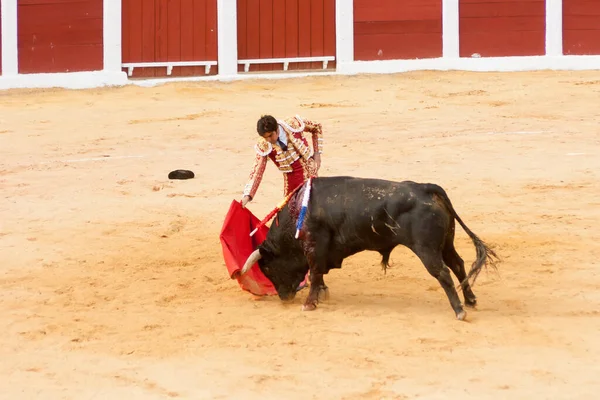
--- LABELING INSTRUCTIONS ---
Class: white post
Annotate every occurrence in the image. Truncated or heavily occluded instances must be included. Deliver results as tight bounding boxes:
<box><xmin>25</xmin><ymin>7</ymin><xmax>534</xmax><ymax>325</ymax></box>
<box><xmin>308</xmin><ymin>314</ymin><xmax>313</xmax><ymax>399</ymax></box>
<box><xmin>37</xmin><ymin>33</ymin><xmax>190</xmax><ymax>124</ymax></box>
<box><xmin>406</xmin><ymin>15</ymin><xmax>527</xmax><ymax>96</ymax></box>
<box><xmin>1</xmin><ymin>0</ymin><xmax>18</xmax><ymax>75</ymax></box>
<box><xmin>217</xmin><ymin>0</ymin><xmax>238</xmax><ymax>76</ymax></box>
<box><xmin>103</xmin><ymin>0</ymin><xmax>122</xmax><ymax>72</ymax></box>
<box><xmin>442</xmin><ymin>0</ymin><xmax>460</xmax><ymax>58</ymax></box>
<box><xmin>335</xmin><ymin>0</ymin><xmax>354</xmax><ymax>67</ymax></box>
<box><xmin>546</xmin><ymin>0</ymin><xmax>563</xmax><ymax>56</ymax></box>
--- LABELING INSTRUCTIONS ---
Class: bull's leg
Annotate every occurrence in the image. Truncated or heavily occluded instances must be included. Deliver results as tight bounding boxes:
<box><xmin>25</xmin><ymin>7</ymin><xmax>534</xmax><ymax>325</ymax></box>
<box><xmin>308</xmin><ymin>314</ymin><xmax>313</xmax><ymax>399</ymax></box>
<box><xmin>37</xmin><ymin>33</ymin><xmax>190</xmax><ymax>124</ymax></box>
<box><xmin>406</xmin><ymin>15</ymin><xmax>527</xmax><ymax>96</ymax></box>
<box><xmin>414</xmin><ymin>247</ymin><xmax>467</xmax><ymax>321</ymax></box>
<box><xmin>312</xmin><ymin>273</ymin><xmax>330</xmax><ymax>301</ymax></box>
<box><xmin>302</xmin><ymin>272</ymin><xmax>326</xmax><ymax>311</ymax></box>
<box><xmin>443</xmin><ymin>244</ymin><xmax>477</xmax><ymax>307</ymax></box>
<box><xmin>300</xmin><ymin>232</ymin><xmax>329</xmax><ymax>311</ymax></box>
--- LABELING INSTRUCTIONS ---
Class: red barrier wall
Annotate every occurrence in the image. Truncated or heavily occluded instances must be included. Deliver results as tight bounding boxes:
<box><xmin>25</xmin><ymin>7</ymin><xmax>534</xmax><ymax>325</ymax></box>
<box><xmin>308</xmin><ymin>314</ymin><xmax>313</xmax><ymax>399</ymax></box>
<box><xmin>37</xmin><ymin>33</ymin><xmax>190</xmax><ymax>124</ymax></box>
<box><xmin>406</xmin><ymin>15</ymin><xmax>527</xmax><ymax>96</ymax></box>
<box><xmin>18</xmin><ymin>0</ymin><xmax>104</xmax><ymax>74</ymax></box>
<box><xmin>354</xmin><ymin>0</ymin><xmax>443</xmax><ymax>61</ymax></box>
<box><xmin>237</xmin><ymin>0</ymin><xmax>336</xmax><ymax>72</ymax></box>
<box><xmin>122</xmin><ymin>0</ymin><xmax>218</xmax><ymax>78</ymax></box>
<box><xmin>563</xmin><ymin>0</ymin><xmax>600</xmax><ymax>55</ymax></box>
<box><xmin>459</xmin><ymin>0</ymin><xmax>546</xmax><ymax>57</ymax></box>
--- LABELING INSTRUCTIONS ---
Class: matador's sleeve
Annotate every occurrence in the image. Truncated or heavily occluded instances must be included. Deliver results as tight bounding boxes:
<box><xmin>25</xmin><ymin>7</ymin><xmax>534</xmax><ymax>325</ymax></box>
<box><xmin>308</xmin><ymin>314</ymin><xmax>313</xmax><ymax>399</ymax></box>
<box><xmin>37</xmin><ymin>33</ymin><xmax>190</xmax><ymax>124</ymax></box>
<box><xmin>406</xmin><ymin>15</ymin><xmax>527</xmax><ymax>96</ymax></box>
<box><xmin>242</xmin><ymin>143</ymin><xmax>270</xmax><ymax>200</ymax></box>
<box><xmin>302</xmin><ymin>117</ymin><xmax>323</xmax><ymax>154</ymax></box>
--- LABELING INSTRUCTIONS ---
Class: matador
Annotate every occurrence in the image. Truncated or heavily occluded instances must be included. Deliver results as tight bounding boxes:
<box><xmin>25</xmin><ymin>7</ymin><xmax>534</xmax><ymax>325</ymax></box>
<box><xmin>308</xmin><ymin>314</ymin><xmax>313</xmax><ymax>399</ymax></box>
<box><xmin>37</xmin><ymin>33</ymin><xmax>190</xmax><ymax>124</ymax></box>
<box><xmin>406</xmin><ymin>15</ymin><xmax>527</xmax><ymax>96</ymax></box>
<box><xmin>241</xmin><ymin>114</ymin><xmax>324</xmax><ymax>207</ymax></box>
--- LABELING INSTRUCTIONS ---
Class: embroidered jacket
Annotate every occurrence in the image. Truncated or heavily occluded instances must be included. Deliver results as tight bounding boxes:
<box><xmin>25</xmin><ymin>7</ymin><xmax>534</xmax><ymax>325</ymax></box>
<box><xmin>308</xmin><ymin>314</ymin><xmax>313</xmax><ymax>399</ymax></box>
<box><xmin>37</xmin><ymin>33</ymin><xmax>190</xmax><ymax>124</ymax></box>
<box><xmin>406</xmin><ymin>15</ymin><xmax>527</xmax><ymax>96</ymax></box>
<box><xmin>242</xmin><ymin>115</ymin><xmax>323</xmax><ymax>200</ymax></box>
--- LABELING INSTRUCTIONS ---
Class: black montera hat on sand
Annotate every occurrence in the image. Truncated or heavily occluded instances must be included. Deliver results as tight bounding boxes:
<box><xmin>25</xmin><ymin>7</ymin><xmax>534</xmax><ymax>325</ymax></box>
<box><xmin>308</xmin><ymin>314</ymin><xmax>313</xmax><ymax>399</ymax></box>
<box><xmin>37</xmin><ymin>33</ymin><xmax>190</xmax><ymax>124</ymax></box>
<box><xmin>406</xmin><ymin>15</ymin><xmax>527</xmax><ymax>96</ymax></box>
<box><xmin>168</xmin><ymin>169</ymin><xmax>195</xmax><ymax>180</ymax></box>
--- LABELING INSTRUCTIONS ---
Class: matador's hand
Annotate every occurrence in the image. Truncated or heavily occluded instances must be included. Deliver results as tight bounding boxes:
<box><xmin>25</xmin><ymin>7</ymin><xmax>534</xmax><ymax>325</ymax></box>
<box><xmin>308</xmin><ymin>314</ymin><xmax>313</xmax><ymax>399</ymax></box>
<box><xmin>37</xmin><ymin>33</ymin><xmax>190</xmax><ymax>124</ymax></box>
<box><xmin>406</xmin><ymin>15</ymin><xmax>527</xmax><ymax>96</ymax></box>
<box><xmin>241</xmin><ymin>195</ymin><xmax>251</xmax><ymax>208</ymax></box>
<box><xmin>312</xmin><ymin>153</ymin><xmax>321</xmax><ymax>171</ymax></box>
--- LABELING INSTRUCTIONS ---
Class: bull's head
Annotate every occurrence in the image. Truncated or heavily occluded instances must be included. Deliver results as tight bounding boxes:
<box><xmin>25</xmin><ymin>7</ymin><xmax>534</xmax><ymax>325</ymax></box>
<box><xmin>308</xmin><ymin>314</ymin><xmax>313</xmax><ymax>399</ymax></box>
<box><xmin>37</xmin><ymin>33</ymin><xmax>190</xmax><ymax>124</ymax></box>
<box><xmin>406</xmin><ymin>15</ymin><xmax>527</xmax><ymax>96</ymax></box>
<box><xmin>240</xmin><ymin>246</ymin><xmax>309</xmax><ymax>301</ymax></box>
<box><xmin>239</xmin><ymin>206</ymin><xmax>309</xmax><ymax>301</ymax></box>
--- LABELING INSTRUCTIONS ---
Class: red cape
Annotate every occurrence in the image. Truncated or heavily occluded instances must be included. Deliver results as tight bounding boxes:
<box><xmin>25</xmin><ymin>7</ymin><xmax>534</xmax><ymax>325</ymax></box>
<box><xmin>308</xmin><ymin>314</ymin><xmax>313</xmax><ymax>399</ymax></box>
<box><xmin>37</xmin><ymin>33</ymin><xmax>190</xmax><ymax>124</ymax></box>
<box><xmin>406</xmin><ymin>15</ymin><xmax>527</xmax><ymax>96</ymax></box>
<box><xmin>219</xmin><ymin>200</ymin><xmax>278</xmax><ymax>296</ymax></box>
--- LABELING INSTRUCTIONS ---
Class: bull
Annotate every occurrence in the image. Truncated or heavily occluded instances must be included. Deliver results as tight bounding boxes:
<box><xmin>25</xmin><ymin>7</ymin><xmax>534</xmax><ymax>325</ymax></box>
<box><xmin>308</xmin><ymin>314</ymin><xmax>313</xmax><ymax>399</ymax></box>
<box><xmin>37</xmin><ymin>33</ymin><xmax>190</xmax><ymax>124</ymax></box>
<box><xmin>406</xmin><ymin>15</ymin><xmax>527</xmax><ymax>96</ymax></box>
<box><xmin>238</xmin><ymin>176</ymin><xmax>499</xmax><ymax>320</ymax></box>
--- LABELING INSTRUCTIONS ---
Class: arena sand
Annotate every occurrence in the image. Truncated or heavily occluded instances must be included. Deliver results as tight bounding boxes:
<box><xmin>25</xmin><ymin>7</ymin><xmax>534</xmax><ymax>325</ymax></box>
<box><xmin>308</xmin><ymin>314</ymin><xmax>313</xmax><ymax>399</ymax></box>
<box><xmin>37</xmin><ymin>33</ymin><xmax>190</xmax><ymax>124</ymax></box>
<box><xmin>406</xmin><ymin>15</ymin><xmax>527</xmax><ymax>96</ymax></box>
<box><xmin>1</xmin><ymin>70</ymin><xmax>600</xmax><ymax>399</ymax></box>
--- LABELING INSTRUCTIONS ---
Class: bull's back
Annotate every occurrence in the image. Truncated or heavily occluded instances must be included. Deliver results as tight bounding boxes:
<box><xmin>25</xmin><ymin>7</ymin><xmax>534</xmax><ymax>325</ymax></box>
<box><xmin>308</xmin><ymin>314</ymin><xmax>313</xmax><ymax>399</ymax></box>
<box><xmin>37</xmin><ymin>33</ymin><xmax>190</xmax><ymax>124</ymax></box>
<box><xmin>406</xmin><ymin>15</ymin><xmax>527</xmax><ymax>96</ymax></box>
<box><xmin>308</xmin><ymin>176</ymin><xmax>421</xmax><ymax>226</ymax></box>
<box><xmin>307</xmin><ymin>177</ymin><xmax>451</xmax><ymax>254</ymax></box>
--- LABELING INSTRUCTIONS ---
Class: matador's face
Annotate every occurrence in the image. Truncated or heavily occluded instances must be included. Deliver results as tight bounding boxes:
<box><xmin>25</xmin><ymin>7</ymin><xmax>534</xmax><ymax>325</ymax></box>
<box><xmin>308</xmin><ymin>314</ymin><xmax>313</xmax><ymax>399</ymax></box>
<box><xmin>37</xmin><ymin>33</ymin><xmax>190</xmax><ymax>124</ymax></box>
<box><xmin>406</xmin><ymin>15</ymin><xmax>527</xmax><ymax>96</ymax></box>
<box><xmin>261</xmin><ymin>130</ymin><xmax>279</xmax><ymax>144</ymax></box>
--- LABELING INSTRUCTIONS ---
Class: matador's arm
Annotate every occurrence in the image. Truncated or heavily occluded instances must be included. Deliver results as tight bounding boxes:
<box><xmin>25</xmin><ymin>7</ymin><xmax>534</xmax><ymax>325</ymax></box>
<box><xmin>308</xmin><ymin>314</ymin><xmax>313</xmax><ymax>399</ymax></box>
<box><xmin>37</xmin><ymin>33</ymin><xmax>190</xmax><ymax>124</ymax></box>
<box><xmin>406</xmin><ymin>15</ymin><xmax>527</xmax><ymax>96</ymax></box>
<box><xmin>302</xmin><ymin>117</ymin><xmax>323</xmax><ymax>154</ymax></box>
<box><xmin>242</xmin><ymin>151</ymin><xmax>268</xmax><ymax>200</ymax></box>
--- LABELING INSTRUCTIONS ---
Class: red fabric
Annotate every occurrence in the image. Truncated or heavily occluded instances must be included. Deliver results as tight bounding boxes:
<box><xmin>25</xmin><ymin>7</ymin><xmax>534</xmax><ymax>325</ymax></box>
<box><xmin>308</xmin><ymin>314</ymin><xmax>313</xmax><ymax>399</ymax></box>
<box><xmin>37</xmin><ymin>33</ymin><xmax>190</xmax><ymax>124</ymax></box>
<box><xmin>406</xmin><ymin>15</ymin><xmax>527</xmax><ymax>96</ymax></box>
<box><xmin>282</xmin><ymin>160</ymin><xmax>307</xmax><ymax>196</ymax></box>
<box><xmin>219</xmin><ymin>200</ymin><xmax>278</xmax><ymax>296</ymax></box>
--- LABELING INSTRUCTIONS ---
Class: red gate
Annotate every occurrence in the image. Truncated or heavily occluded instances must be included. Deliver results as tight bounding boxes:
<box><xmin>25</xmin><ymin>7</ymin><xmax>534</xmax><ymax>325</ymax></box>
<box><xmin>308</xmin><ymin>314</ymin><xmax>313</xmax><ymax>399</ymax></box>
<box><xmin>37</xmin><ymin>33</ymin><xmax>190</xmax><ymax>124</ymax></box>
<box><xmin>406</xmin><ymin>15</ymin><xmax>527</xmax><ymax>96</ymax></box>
<box><xmin>17</xmin><ymin>0</ymin><xmax>103</xmax><ymax>74</ymax></box>
<box><xmin>354</xmin><ymin>0</ymin><xmax>442</xmax><ymax>61</ymax></box>
<box><xmin>236</xmin><ymin>0</ymin><xmax>336</xmax><ymax>72</ymax></box>
<box><xmin>563</xmin><ymin>0</ymin><xmax>600</xmax><ymax>55</ymax></box>
<box><xmin>459</xmin><ymin>0</ymin><xmax>545</xmax><ymax>57</ymax></box>
<box><xmin>122</xmin><ymin>0</ymin><xmax>218</xmax><ymax>78</ymax></box>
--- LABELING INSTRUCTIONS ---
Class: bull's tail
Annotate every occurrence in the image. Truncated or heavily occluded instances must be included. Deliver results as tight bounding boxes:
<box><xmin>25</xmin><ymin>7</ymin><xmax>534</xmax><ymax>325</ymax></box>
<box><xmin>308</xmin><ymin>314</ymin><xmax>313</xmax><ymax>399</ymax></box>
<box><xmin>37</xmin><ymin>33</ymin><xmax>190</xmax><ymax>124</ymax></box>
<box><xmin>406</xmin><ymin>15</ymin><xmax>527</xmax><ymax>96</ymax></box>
<box><xmin>424</xmin><ymin>184</ymin><xmax>500</xmax><ymax>287</ymax></box>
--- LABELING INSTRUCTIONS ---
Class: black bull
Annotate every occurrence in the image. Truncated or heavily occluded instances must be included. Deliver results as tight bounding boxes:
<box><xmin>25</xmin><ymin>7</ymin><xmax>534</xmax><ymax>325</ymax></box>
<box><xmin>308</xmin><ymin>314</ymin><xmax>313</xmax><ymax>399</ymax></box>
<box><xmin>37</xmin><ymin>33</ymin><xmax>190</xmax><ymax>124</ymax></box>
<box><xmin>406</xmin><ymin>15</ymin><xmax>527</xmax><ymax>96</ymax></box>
<box><xmin>238</xmin><ymin>176</ymin><xmax>499</xmax><ymax>320</ymax></box>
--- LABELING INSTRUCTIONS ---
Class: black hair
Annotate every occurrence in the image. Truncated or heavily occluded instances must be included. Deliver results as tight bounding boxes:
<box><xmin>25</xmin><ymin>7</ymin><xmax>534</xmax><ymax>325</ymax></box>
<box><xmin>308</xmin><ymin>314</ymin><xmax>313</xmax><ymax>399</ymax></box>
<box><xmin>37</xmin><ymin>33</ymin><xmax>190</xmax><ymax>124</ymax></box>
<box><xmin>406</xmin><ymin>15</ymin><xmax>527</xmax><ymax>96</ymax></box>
<box><xmin>257</xmin><ymin>115</ymin><xmax>278</xmax><ymax>136</ymax></box>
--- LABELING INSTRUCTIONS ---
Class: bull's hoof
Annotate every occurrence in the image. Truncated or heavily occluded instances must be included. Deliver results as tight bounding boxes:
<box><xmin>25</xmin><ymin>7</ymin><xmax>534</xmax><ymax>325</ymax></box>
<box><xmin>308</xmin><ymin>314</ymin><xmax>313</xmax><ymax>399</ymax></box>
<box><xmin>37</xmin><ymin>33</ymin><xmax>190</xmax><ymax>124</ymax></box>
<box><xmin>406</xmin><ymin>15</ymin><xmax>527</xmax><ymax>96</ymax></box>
<box><xmin>465</xmin><ymin>297</ymin><xmax>477</xmax><ymax>308</ymax></box>
<box><xmin>456</xmin><ymin>310</ymin><xmax>467</xmax><ymax>321</ymax></box>
<box><xmin>318</xmin><ymin>287</ymin><xmax>330</xmax><ymax>301</ymax></box>
<box><xmin>302</xmin><ymin>303</ymin><xmax>317</xmax><ymax>311</ymax></box>
<box><xmin>465</xmin><ymin>300</ymin><xmax>477</xmax><ymax>309</ymax></box>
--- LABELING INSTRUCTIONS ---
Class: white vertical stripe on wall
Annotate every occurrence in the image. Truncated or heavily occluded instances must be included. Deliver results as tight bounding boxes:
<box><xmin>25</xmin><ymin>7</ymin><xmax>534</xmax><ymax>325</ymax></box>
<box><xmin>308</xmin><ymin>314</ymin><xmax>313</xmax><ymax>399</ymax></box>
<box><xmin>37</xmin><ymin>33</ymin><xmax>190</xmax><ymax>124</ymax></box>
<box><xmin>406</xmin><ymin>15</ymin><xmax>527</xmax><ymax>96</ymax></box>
<box><xmin>103</xmin><ymin>0</ymin><xmax>123</xmax><ymax>72</ymax></box>
<box><xmin>546</xmin><ymin>0</ymin><xmax>563</xmax><ymax>56</ymax></box>
<box><xmin>1</xmin><ymin>0</ymin><xmax>18</xmax><ymax>75</ymax></box>
<box><xmin>335</xmin><ymin>0</ymin><xmax>354</xmax><ymax>65</ymax></box>
<box><xmin>442</xmin><ymin>0</ymin><xmax>460</xmax><ymax>58</ymax></box>
<box><xmin>217</xmin><ymin>0</ymin><xmax>238</xmax><ymax>76</ymax></box>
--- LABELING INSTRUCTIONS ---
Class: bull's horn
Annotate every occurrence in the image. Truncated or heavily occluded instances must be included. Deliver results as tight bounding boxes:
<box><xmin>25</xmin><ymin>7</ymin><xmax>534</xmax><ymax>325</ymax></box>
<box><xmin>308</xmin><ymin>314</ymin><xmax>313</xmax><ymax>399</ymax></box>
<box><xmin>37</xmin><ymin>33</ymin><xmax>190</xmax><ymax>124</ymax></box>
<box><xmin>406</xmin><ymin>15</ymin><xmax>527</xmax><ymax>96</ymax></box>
<box><xmin>240</xmin><ymin>249</ymin><xmax>262</xmax><ymax>275</ymax></box>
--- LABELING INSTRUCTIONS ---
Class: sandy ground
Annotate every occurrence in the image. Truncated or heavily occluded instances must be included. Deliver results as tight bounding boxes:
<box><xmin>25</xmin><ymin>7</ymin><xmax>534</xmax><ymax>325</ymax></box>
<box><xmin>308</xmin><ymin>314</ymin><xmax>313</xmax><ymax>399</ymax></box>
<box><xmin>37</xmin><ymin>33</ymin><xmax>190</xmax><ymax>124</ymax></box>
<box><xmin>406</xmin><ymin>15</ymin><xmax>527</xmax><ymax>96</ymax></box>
<box><xmin>1</xmin><ymin>70</ymin><xmax>600</xmax><ymax>399</ymax></box>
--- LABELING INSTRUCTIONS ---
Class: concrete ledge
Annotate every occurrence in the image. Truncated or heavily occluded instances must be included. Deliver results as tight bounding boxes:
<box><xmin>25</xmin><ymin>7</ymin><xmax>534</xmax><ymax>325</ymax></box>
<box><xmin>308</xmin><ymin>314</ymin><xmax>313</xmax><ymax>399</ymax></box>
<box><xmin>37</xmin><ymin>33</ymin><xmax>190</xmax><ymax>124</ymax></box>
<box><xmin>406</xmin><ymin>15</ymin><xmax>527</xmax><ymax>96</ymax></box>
<box><xmin>0</xmin><ymin>70</ymin><xmax>129</xmax><ymax>90</ymax></box>
<box><xmin>126</xmin><ymin>70</ymin><xmax>339</xmax><ymax>87</ymax></box>
<box><xmin>2</xmin><ymin>55</ymin><xmax>600</xmax><ymax>91</ymax></box>
<box><xmin>127</xmin><ymin>55</ymin><xmax>600</xmax><ymax>88</ymax></box>
<box><xmin>336</xmin><ymin>55</ymin><xmax>600</xmax><ymax>75</ymax></box>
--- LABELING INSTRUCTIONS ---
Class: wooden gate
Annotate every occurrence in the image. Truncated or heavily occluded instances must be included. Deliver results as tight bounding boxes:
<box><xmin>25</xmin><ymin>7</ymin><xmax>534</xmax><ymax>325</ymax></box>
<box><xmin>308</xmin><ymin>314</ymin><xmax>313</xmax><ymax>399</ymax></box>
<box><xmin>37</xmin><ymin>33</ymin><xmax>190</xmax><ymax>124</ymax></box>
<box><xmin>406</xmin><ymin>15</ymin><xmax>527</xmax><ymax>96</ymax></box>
<box><xmin>236</xmin><ymin>0</ymin><xmax>336</xmax><ymax>72</ymax></box>
<box><xmin>122</xmin><ymin>0</ymin><xmax>218</xmax><ymax>78</ymax></box>
<box><xmin>17</xmin><ymin>0</ymin><xmax>103</xmax><ymax>74</ymax></box>
<box><xmin>459</xmin><ymin>0</ymin><xmax>545</xmax><ymax>57</ymax></box>
<box><xmin>354</xmin><ymin>0</ymin><xmax>442</xmax><ymax>61</ymax></box>
<box><xmin>563</xmin><ymin>0</ymin><xmax>600</xmax><ymax>55</ymax></box>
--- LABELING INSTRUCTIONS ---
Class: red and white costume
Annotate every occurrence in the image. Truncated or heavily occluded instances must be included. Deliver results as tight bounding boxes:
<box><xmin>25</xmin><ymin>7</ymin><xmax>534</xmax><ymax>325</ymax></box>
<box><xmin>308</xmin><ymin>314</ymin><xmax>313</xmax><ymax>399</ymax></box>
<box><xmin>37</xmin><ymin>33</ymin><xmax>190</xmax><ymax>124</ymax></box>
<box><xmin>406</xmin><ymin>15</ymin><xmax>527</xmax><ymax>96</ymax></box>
<box><xmin>243</xmin><ymin>115</ymin><xmax>324</xmax><ymax>200</ymax></box>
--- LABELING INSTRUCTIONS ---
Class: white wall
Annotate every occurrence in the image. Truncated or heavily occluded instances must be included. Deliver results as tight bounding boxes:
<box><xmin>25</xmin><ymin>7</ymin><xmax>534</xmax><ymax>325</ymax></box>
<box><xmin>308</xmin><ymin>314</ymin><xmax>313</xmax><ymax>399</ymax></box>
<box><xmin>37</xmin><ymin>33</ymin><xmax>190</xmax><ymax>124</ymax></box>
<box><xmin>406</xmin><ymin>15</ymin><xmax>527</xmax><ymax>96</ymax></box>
<box><xmin>546</xmin><ymin>0</ymin><xmax>564</xmax><ymax>56</ymax></box>
<box><xmin>335</xmin><ymin>0</ymin><xmax>354</xmax><ymax>65</ymax></box>
<box><xmin>1</xmin><ymin>0</ymin><xmax>18</xmax><ymax>76</ymax></box>
<box><xmin>104</xmin><ymin>0</ymin><xmax>123</xmax><ymax>72</ymax></box>
<box><xmin>442</xmin><ymin>0</ymin><xmax>460</xmax><ymax>58</ymax></box>
<box><xmin>1</xmin><ymin>0</ymin><xmax>599</xmax><ymax>90</ymax></box>
<box><xmin>217</xmin><ymin>0</ymin><xmax>238</xmax><ymax>77</ymax></box>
